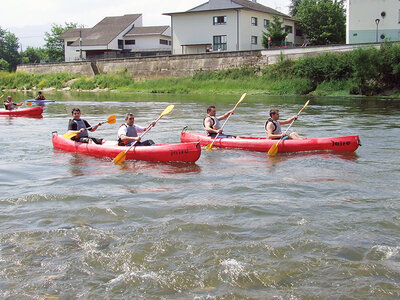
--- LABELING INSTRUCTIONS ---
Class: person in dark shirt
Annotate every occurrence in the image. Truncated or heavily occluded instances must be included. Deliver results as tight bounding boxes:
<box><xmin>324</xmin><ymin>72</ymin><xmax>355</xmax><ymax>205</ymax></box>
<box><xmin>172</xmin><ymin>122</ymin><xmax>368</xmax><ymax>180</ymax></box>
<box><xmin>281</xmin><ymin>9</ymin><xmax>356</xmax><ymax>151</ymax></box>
<box><xmin>67</xmin><ymin>108</ymin><xmax>103</xmax><ymax>144</ymax></box>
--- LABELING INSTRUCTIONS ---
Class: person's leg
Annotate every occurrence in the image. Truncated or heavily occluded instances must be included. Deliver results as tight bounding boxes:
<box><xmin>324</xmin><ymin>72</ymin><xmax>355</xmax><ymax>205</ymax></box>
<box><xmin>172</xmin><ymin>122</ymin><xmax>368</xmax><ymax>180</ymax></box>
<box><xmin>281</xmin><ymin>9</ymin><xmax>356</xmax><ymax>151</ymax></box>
<box><xmin>91</xmin><ymin>137</ymin><xmax>103</xmax><ymax>144</ymax></box>
<box><xmin>289</xmin><ymin>132</ymin><xmax>301</xmax><ymax>140</ymax></box>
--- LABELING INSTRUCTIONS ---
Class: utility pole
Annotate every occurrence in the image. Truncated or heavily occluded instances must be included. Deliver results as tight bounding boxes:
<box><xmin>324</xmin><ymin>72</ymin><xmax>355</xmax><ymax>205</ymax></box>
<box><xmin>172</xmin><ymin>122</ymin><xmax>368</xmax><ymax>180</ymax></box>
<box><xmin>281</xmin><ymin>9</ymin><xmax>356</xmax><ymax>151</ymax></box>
<box><xmin>79</xmin><ymin>29</ymin><xmax>82</xmax><ymax>60</ymax></box>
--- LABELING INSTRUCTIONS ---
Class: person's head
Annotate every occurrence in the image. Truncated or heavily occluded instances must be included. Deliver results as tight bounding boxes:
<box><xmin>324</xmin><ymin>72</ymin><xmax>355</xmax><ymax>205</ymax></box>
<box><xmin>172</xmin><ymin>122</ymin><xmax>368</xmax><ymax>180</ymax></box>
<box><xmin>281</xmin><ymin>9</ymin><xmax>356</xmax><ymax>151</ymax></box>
<box><xmin>38</xmin><ymin>91</ymin><xmax>42</xmax><ymax>95</ymax></box>
<box><xmin>125</xmin><ymin>113</ymin><xmax>135</xmax><ymax>126</ymax></box>
<box><xmin>71</xmin><ymin>108</ymin><xmax>81</xmax><ymax>120</ymax></box>
<box><xmin>269</xmin><ymin>109</ymin><xmax>280</xmax><ymax>120</ymax></box>
<box><xmin>207</xmin><ymin>105</ymin><xmax>216</xmax><ymax>116</ymax></box>
<box><xmin>7</xmin><ymin>96</ymin><xmax>12</xmax><ymax>101</ymax></box>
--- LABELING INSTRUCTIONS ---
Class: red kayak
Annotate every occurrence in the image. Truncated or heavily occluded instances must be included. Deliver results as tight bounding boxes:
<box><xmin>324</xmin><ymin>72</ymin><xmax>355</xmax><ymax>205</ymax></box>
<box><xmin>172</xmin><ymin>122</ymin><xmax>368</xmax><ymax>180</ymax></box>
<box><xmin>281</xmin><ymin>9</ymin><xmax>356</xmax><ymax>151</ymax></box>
<box><xmin>180</xmin><ymin>131</ymin><xmax>361</xmax><ymax>153</ymax></box>
<box><xmin>0</xmin><ymin>106</ymin><xmax>43</xmax><ymax>116</ymax></box>
<box><xmin>52</xmin><ymin>133</ymin><xmax>201</xmax><ymax>162</ymax></box>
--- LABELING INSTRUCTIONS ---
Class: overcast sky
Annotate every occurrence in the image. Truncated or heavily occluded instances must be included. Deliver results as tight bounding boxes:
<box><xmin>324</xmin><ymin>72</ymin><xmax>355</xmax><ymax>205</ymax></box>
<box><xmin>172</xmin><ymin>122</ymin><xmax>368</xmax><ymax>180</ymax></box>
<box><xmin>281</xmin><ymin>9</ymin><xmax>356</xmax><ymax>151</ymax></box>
<box><xmin>0</xmin><ymin>0</ymin><xmax>291</xmax><ymax>48</ymax></box>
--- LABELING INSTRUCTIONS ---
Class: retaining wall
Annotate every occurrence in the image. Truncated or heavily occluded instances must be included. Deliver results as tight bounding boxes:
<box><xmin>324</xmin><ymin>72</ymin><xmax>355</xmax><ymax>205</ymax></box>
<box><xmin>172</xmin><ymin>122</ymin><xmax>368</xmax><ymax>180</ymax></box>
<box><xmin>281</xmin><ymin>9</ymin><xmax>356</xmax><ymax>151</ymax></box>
<box><xmin>17</xmin><ymin>43</ymin><xmax>385</xmax><ymax>79</ymax></box>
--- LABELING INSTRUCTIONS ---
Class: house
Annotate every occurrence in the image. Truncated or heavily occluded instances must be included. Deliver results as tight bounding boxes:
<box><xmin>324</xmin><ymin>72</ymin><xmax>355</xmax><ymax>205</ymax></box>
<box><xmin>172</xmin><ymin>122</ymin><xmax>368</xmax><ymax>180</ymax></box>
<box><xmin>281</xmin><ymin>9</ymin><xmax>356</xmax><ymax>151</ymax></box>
<box><xmin>164</xmin><ymin>0</ymin><xmax>302</xmax><ymax>54</ymax></box>
<box><xmin>60</xmin><ymin>14</ymin><xmax>171</xmax><ymax>62</ymax></box>
<box><xmin>346</xmin><ymin>0</ymin><xmax>400</xmax><ymax>44</ymax></box>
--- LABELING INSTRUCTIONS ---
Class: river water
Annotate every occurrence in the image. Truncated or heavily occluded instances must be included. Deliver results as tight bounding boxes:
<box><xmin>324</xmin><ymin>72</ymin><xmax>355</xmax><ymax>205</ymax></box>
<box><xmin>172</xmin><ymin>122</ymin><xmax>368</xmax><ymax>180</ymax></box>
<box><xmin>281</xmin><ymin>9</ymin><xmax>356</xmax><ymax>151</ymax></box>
<box><xmin>1</xmin><ymin>92</ymin><xmax>399</xmax><ymax>299</ymax></box>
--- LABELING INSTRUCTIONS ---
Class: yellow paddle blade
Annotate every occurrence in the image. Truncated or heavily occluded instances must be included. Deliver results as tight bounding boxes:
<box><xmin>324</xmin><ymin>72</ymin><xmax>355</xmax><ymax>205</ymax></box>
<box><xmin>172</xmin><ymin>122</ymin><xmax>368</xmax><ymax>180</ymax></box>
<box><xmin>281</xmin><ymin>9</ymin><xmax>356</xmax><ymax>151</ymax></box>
<box><xmin>268</xmin><ymin>142</ymin><xmax>279</xmax><ymax>156</ymax></box>
<box><xmin>161</xmin><ymin>105</ymin><xmax>174</xmax><ymax>117</ymax></box>
<box><xmin>235</xmin><ymin>93</ymin><xmax>247</xmax><ymax>108</ymax></box>
<box><xmin>62</xmin><ymin>131</ymin><xmax>79</xmax><ymax>139</ymax></box>
<box><xmin>113</xmin><ymin>149</ymin><xmax>129</xmax><ymax>164</ymax></box>
<box><xmin>106</xmin><ymin>115</ymin><xmax>116</xmax><ymax>124</ymax></box>
<box><xmin>27</xmin><ymin>101</ymin><xmax>32</xmax><ymax>106</ymax></box>
<box><xmin>204</xmin><ymin>143</ymin><xmax>214</xmax><ymax>151</ymax></box>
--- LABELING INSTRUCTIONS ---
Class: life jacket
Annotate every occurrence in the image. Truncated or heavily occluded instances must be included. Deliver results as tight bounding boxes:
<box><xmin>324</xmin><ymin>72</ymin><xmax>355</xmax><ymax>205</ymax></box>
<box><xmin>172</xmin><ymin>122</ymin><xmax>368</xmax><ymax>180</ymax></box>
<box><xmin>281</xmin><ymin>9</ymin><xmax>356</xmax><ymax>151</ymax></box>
<box><xmin>264</xmin><ymin>118</ymin><xmax>282</xmax><ymax>135</ymax></box>
<box><xmin>73</xmin><ymin>119</ymin><xmax>89</xmax><ymax>137</ymax></box>
<box><xmin>36</xmin><ymin>95</ymin><xmax>45</xmax><ymax>100</ymax></box>
<box><xmin>118</xmin><ymin>123</ymin><xmax>138</xmax><ymax>145</ymax></box>
<box><xmin>203</xmin><ymin>115</ymin><xmax>221</xmax><ymax>135</ymax></box>
<box><xmin>4</xmin><ymin>101</ymin><xmax>14</xmax><ymax>110</ymax></box>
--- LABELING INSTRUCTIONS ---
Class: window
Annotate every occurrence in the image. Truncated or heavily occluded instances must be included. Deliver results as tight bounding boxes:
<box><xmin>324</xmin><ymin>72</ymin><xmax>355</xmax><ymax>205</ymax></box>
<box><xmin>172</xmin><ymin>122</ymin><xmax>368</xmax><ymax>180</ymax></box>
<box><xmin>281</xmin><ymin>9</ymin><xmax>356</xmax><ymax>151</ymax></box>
<box><xmin>213</xmin><ymin>16</ymin><xmax>227</xmax><ymax>25</ymax></box>
<box><xmin>67</xmin><ymin>41</ymin><xmax>73</xmax><ymax>46</ymax></box>
<box><xmin>251</xmin><ymin>36</ymin><xmax>258</xmax><ymax>45</ymax></box>
<box><xmin>251</xmin><ymin>17</ymin><xmax>258</xmax><ymax>26</ymax></box>
<box><xmin>399</xmin><ymin>9</ymin><xmax>400</xmax><ymax>23</ymax></box>
<box><xmin>264</xmin><ymin>19</ymin><xmax>269</xmax><ymax>27</ymax></box>
<box><xmin>213</xmin><ymin>35</ymin><xmax>227</xmax><ymax>51</ymax></box>
<box><xmin>118</xmin><ymin>39</ymin><xmax>123</xmax><ymax>49</ymax></box>
<box><xmin>125</xmin><ymin>40</ymin><xmax>136</xmax><ymax>45</ymax></box>
<box><xmin>160</xmin><ymin>39</ymin><xmax>169</xmax><ymax>45</ymax></box>
<box><xmin>285</xmin><ymin>25</ymin><xmax>293</xmax><ymax>33</ymax></box>
<box><xmin>168</xmin><ymin>41</ymin><xmax>172</xmax><ymax>45</ymax></box>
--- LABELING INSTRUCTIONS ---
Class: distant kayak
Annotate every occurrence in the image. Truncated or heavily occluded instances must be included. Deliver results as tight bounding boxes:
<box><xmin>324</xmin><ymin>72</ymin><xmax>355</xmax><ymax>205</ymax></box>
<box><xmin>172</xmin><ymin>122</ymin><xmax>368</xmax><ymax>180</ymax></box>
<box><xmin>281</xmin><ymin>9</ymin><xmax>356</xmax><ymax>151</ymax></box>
<box><xmin>180</xmin><ymin>131</ymin><xmax>361</xmax><ymax>153</ymax></box>
<box><xmin>52</xmin><ymin>133</ymin><xmax>202</xmax><ymax>162</ymax></box>
<box><xmin>24</xmin><ymin>99</ymin><xmax>55</xmax><ymax>104</ymax></box>
<box><xmin>0</xmin><ymin>106</ymin><xmax>43</xmax><ymax>116</ymax></box>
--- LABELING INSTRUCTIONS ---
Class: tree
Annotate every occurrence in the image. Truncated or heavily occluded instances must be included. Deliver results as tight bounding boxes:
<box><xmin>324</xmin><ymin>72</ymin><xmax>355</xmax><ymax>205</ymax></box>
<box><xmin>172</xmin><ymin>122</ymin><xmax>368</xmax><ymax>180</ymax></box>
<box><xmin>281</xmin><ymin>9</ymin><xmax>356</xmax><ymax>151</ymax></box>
<box><xmin>262</xmin><ymin>15</ymin><xmax>289</xmax><ymax>48</ymax></box>
<box><xmin>295</xmin><ymin>0</ymin><xmax>346</xmax><ymax>45</ymax></box>
<box><xmin>22</xmin><ymin>47</ymin><xmax>46</xmax><ymax>64</ymax></box>
<box><xmin>289</xmin><ymin>0</ymin><xmax>303</xmax><ymax>16</ymax></box>
<box><xmin>44</xmin><ymin>22</ymin><xmax>79</xmax><ymax>62</ymax></box>
<box><xmin>0</xmin><ymin>27</ymin><xmax>22</xmax><ymax>71</ymax></box>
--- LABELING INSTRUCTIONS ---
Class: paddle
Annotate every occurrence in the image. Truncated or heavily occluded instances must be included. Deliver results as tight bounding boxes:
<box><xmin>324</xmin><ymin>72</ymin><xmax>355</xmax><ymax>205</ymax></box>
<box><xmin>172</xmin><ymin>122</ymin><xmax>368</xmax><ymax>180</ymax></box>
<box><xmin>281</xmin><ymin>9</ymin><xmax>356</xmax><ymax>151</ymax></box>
<box><xmin>267</xmin><ymin>100</ymin><xmax>310</xmax><ymax>156</ymax></box>
<box><xmin>204</xmin><ymin>93</ymin><xmax>247</xmax><ymax>151</ymax></box>
<box><xmin>113</xmin><ymin>105</ymin><xmax>174</xmax><ymax>164</ymax></box>
<box><xmin>62</xmin><ymin>115</ymin><xmax>117</xmax><ymax>139</ymax></box>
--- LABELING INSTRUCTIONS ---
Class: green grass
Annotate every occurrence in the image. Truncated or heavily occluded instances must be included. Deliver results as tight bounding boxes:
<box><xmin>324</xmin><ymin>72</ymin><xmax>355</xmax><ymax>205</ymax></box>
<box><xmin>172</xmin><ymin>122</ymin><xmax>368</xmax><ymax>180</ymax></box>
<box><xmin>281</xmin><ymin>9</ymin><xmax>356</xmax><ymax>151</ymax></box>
<box><xmin>1</xmin><ymin>44</ymin><xmax>400</xmax><ymax>98</ymax></box>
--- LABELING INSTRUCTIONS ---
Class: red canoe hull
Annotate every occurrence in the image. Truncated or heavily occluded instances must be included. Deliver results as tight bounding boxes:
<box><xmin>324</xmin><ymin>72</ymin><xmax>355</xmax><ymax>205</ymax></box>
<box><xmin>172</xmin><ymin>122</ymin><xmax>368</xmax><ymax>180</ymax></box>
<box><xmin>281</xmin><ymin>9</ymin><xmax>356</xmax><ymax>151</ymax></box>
<box><xmin>52</xmin><ymin>133</ymin><xmax>201</xmax><ymax>162</ymax></box>
<box><xmin>180</xmin><ymin>132</ymin><xmax>360</xmax><ymax>153</ymax></box>
<box><xmin>0</xmin><ymin>106</ymin><xmax>43</xmax><ymax>116</ymax></box>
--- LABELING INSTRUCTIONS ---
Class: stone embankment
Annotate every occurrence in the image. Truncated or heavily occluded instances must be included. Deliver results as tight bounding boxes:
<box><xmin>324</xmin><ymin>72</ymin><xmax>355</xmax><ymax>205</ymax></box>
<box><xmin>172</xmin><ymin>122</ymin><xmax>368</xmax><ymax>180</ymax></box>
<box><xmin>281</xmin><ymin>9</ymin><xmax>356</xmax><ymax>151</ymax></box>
<box><xmin>17</xmin><ymin>43</ymin><xmax>381</xmax><ymax>79</ymax></box>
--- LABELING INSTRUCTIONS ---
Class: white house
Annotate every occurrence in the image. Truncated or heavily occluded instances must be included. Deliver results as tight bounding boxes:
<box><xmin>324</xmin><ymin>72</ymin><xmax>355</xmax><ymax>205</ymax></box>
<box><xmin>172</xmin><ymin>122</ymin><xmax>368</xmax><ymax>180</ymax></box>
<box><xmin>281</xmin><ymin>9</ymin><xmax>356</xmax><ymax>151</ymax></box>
<box><xmin>60</xmin><ymin>14</ymin><xmax>171</xmax><ymax>61</ymax></box>
<box><xmin>164</xmin><ymin>0</ymin><xmax>302</xmax><ymax>55</ymax></box>
<box><xmin>346</xmin><ymin>0</ymin><xmax>400</xmax><ymax>44</ymax></box>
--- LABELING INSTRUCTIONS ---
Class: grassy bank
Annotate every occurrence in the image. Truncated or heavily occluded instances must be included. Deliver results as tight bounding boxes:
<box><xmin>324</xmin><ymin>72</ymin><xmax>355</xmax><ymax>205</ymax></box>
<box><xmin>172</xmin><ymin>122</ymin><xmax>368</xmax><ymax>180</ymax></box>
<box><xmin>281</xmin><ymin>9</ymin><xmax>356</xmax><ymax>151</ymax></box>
<box><xmin>1</xmin><ymin>43</ymin><xmax>399</xmax><ymax>97</ymax></box>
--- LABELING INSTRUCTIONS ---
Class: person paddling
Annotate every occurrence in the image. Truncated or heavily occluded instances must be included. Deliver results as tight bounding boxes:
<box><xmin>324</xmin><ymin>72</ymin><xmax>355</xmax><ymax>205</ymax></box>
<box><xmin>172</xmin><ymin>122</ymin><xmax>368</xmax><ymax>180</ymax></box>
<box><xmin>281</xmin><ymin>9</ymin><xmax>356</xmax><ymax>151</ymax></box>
<box><xmin>3</xmin><ymin>96</ymin><xmax>22</xmax><ymax>111</ymax></box>
<box><xmin>67</xmin><ymin>108</ymin><xmax>103</xmax><ymax>144</ymax></box>
<box><xmin>203</xmin><ymin>105</ymin><xmax>235</xmax><ymax>138</ymax></box>
<box><xmin>265</xmin><ymin>109</ymin><xmax>301</xmax><ymax>140</ymax></box>
<box><xmin>118</xmin><ymin>113</ymin><xmax>156</xmax><ymax>146</ymax></box>
<box><xmin>35</xmin><ymin>91</ymin><xmax>46</xmax><ymax>100</ymax></box>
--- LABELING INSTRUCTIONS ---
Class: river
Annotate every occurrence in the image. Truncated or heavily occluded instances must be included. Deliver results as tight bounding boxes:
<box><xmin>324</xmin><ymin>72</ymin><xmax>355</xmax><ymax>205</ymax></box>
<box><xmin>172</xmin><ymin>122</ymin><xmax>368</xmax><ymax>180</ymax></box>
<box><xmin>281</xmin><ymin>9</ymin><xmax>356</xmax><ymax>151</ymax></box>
<box><xmin>1</xmin><ymin>92</ymin><xmax>399</xmax><ymax>299</ymax></box>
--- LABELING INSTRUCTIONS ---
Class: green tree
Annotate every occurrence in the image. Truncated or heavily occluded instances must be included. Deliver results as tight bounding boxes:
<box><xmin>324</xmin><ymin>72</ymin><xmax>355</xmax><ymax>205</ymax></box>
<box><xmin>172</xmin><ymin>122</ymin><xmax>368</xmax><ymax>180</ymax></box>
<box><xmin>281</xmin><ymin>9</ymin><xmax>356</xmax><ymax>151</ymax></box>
<box><xmin>262</xmin><ymin>15</ymin><xmax>289</xmax><ymax>48</ymax></box>
<box><xmin>289</xmin><ymin>0</ymin><xmax>303</xmax><ymax>16</ymax></box>
<box><xmin>295</xmin><ymin>0</ymin><xmax>346</xmax><ymax>45</ymax></box>
<box><xmin>0</xmin><ymin>27</ymin><xmax>22</xmax><ymax>71</ymax></box>
<box><xmin>44</xmin><ymin>22</ymin><xmax>78</xmax><ymax>62</ymax></box>
<box><xmin>22</xmin><ymin>47</ymin><xmax>46</xmax><ymax>64</ymax></box>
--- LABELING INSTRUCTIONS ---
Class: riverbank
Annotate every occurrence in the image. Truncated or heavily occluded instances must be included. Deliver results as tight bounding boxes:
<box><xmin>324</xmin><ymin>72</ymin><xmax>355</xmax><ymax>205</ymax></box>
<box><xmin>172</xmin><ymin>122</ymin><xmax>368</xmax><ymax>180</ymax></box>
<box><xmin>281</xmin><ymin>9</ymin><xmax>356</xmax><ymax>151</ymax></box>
<box><xmin>2</xmin><ymin>43</ymin><xmax>399</xmax><ymax>98</ymax></box>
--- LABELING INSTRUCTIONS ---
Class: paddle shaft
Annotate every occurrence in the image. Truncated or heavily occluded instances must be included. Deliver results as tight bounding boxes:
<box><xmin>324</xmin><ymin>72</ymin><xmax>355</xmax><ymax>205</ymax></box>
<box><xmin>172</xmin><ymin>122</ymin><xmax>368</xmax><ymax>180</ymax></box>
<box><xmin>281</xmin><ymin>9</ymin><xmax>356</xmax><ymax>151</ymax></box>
<box><xmin>207</xmin><ymin>94</ymin><xmax>245</xmax><ymax>148</ymax></box>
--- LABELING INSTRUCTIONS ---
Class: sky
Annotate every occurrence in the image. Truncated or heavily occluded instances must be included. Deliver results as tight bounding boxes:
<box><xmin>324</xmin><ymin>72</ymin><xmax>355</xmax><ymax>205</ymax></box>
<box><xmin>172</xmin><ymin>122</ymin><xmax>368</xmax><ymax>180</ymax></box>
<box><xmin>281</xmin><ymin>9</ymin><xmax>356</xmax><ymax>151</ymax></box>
<box><xmin>0</xmin><ymin>0</ymin><xmax>291</xmax><ymax>49</ymax></box>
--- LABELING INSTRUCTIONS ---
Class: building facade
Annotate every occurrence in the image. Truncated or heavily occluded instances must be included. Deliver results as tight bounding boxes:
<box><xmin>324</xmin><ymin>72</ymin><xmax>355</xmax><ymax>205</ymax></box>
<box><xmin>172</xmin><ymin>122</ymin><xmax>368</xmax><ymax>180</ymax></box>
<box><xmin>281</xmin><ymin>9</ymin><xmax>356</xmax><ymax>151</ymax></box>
<box><xmin>346</xmin><ymin>0</ymin><xmax>400</xmax><ymax>44</ymax></box>
<box><xmin>61</xmin><ymin>14</ymin><xmax>171</xmax><ymax>62</ymax></box>
<box><xmin>165</xmin><ymin>0</ymin><xmax>301</xmax><ymax>55</ymax></box>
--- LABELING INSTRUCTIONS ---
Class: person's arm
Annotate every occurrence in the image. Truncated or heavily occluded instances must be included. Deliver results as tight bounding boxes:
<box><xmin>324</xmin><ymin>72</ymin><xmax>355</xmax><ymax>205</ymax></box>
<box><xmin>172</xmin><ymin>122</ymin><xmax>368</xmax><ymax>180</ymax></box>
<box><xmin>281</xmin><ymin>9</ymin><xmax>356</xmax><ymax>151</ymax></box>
<box><xmin>68</xmin><ymin>120</ymin><xmax>77</xmax><ymax>131</ymax></box>
<box><xmin>86</xmin><ymin>120</ymin><xmax>102</xmax><ymax>132</ymax></box>
<box><xmin>267</xmin><ymin>122</ymin><xmax>286</xmax><ymax>139</ymax></box>
<box><xmin>217</xmin><ymin>109</ymin><xmax>234</xmax><ymax>121</ymax></box>
<box><xmin>280</xmin><ymin>115</ymin><xmax>298</xmax><ymax>125</ymax></box>
<box><xmin>204</xmin><ymin>117</ymin><xmax>221</xmax><ymax>134</ymax></box>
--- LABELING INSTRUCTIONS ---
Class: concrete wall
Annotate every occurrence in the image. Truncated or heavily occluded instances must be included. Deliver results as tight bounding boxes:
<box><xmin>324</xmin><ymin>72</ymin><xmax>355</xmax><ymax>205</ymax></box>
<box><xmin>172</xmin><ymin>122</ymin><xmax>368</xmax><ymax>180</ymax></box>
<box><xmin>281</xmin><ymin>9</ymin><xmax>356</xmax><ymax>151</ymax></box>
<box><xmin>17</xmin><ymin>43</ymin><xmax>389</xmax><ymax>79</ymax></box>
<box><xmin>17</xmin><ymin>61</ymin><xmax>94</xmax><ymax>76</ymax></box>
